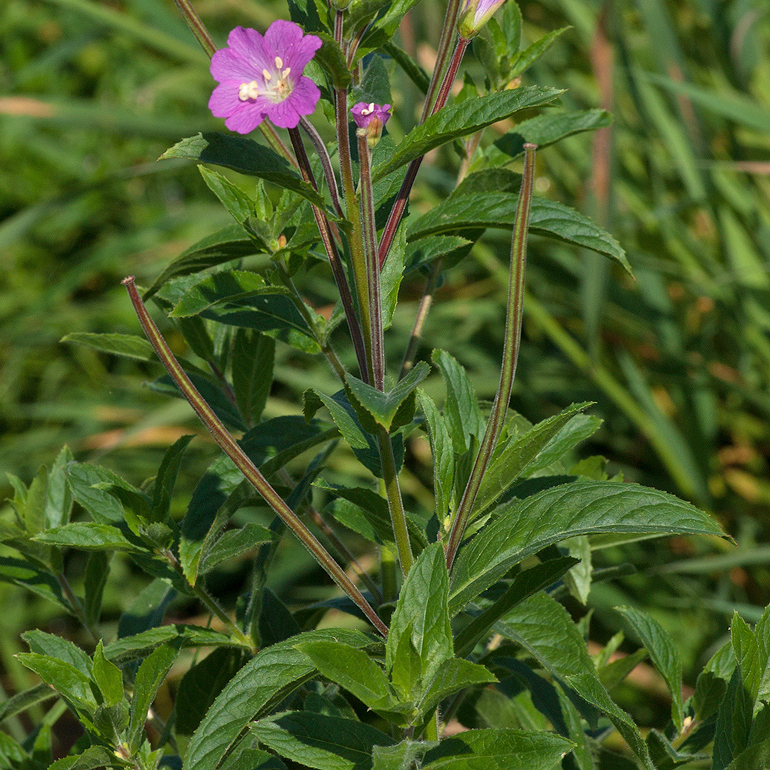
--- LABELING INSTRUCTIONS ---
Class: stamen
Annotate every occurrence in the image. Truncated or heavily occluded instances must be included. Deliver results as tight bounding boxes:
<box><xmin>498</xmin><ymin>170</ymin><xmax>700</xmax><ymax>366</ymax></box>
<box><xmin>281</xmin><ymin>67</ymin><xmax>291</xmax><ymax>79</ymax></box>
<box><xmin>275</xmin><ymin>56</ymin><xmax>283</xmax><ymax>68</ymax></box>
<box><xmin>263</xmin><ymin>69</ymin><xmax>272</xmax><ymax>81</ymax></box>
<box><xmin>362</xmin><ymin>103</ymin><xmax>374</xmax><ymax>115</ymax></box>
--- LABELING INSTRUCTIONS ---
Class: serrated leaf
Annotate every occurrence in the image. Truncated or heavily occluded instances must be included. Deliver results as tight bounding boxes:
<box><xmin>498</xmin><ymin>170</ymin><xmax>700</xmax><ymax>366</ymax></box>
<box><xmin>199</xmin><ymin>165</ymin><xmax>254</xmax><ymax>224</ymax></box>
<box><xmin>449</xmin><ymin>481</ymin><xmax>726</xmax><ymax>614</ymax></box>
<box><xmin>345</xmin><ymin>361</ymin><xmax>430</xmax><ymax>433</ymax></box>
<box><xmin>297</xmin><ymin>641</ymin><xmax>394</xmax><ymax>713</ymax></box>
<box><xmin>387</xmin><ymin>543</ymin><xmax>453</xmax><ymax>687</ymax></box>
<box><xmin>252</xmin><ymin>711</ymin><xmax>396</xmax><ymax>770</ymax></box>
<box><xmin>48</xmin><ymin>746</ymin><xmax>121</xmax><ymax>770</ymax></box>
<box><xmin>92</xmin><ymin>641</ymin><xmax>124</xmax><ymax>708</ymax></box>
<box><xmin>143</xmin><ymin>225</ymin><xmax>263</xmax><ymax>300</ymax></box>
<box><xmin>724</xmin><ymin>738</ymin><xmax>770</xmax><ymax>770</ymax></box>
<box><xmin>232</xmin><ymin>330</ymin><xmax>275</xmax><ymax>427</ymax></box>
<box><xmin>474</xmin><ymin>402</ymin><xmax>593</xmax><ymax>517</ymax></box>
<box><xmin>421</xmin><ymin>728</ymin><xmax>573</xmax><ymax>770</ymax></box>
<box><xmin>151</xmin><ymin>434</ymin><xmax>194</xmax><ymax>523</ymax></box>
<box><xmin>161</xmin><ymin>133</ymin><xmax>325</xmax><ymax>208</ymax></box>
<box><xmin>495</xmin><ymin>593</ymin><xmax>652</xmax><ymax>769</ymax></box>
<box><xmin>0</xmin><ymin>683</ymin><xmax>56</xmax><ymax>725</ymax></box>
<box><xmin>617</xmin><ymin>606</ymin><xmax>684</xmax><ymax>731</ymax></box>
<box><xmin>32</xmin><ymin>522</ymin><xmax>140</xmax><ymax>552</ymax></box>
<box><xmin>61</xmin><ymin>332</ymin><xmax>155</xmax><ymax>362</ymax></box>
<box><xmin>509</xmin><ymin>26</ymin><xmax>570</xmax><ymax>78</ymax></box>
<box><xmin>105</xmin><ymin>625</ymin><xmax>235</xmax><ymax>666</ymax></box>
<box><xmin>418</xmin><ymin>657</ymin><xmax>497</xmax><ymax>714</ymax></box>
<box><xmin>417</xmin><ymin>391</ymin><xmax>455</xmax><ymax>527</ymax></box>
<box><xmin>408</xmin><ymin>192</ymin><xmax>631</xmax><ymax>272</ymax></box>
<box><xmin>372</xmin><ymin>88</ymin><xmax>563</xmax><ymax>181</ymax></box>
<box><xmin>128</xmin><ymin>641</ymin><xmax>180</xmax><ymax>753</ymax></box>
<box><xmin>185</xmin><ymin>629</ymin><xmax>379</xmax><ymax>770</ymax></box>
<box><xmin>432</xmin><ymin>349</ymin><xmax>484</xmax><ymax>455</ymax></box>
<box><xmin>199</xmin><ymin>522</ymin><xmax>273</xmax><ymax>574</ymax></box>
<box><xmin>17</xmin><ymin>653</ymin><xmax>97</xmax><ymax>719</ymax></box>
<box><xmin>486</xmin><ymin>109</ymin><xmax>612</xmax><ymax>166</ymax></box>
<box><xmin>23</xmin><ymin>629</ymin><xmax>93</xmax><ymax>675</ymax></box>
<box><xmin>0</xmin><ymin>556</ymin><xmax>67</xmax><ymax>609</ymax></box>
<box><xmin>314</xmin><ymin>32</ymin><xmax>351</xmax><ymax>87</ymax></box>
<box><xmin>176</xmin><ymin>648</ymin><xmax>249</xmax><ymax>736</ymax></box>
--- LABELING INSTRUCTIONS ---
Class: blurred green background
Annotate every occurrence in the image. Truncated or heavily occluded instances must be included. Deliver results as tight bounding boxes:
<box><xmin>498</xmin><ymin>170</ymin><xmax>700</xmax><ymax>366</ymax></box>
<box><xmin>2</xmin><ymin>0</ymin><xmax>770</xmax><ymax>738</ymax></box>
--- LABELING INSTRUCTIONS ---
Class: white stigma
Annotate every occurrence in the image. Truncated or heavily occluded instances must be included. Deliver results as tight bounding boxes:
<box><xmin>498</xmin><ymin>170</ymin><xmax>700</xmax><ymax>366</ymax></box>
<box><xmin>238</xmin><ymin>81</ymin><xmax>260</xmax><ymax>101</ymax></box>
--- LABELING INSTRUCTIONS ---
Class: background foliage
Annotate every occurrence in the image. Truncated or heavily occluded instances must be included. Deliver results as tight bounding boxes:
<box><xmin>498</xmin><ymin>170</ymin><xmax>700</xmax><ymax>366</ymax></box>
<box><xmin>2</xmin><ymin>0</ymin><xmax>770</xmax><ymax>762</ymax></box>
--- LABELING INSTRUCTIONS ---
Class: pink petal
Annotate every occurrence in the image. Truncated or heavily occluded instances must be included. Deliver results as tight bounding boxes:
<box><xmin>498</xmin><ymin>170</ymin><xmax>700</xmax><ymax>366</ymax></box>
<box><xmin>224</xmin><ymin>102</ymin><xmax>267</xmax><ymax>134</ymax></box>
<box><xmin>265</xmin><ymin>20</ymin><xmax>322</xmax><ymax>74</ymax></box>
<box><xmin>210</xmin><ymin>47</ymin><xmax>255</xmax><ymax>83</ymax></box>
<box><xmin>267</xmin><ymin>77</ymin><xmax>320</xmax><ymax>128</ymax></box>
<box><xmin>208</xmin><ymin>81</ymin><xmax>242</xmax><ymax>118</ymax></box>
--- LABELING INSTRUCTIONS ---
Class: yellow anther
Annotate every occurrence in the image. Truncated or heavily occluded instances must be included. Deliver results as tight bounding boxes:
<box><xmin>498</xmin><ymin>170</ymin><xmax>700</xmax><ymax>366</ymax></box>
<box><xmin>275</xmin><ymin>56</ymin><xmax>283</xmax><ymax>68</ymax></box>
<box><xmin>263</xmin><ymin>69</ymin><xmax>272</xmax><ymax>81</ymax></box>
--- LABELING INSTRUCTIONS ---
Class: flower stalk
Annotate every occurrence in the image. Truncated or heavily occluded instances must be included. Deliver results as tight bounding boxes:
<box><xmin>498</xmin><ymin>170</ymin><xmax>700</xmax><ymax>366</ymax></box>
<box><xmin>122</xmin><ymin>277</ymin><xmax>388</xmax><ymax>637</ymax></box>
<box><xmin>445</xmin><ymin>143</ymin><xmax>537</xmax><ymax>571</ymax></box>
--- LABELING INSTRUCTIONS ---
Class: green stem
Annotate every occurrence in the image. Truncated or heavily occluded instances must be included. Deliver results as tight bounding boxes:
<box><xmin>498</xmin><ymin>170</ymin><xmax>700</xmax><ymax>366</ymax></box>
<box><xmin>378</xmin><ymin>429</ymin><xmax>413</xmax><ymax>577</ymax></box>
<box><xmin>445</xmin><ymin>144</ymin><xmax>537</xmax><ymax>571</ymax></box>
<box><xmin>162</xmin><ymin>548</ymin><xmax>254</xmax><ymax>649</ymax></box>
<box><xmin>123</xmin><ymin>277</ymin><xmax>389</xmax><ymax>638</ymax></box>
<box><xmin>299</xmin><ymin>116</ymin><xmax>344</xmax><ymax>218</ymax></box>
<box><xmin>357</xmin><ymin>131</ymin><xmax>385</xmax><ymax>389</ymax></box>
<box><xmin>378</xmin><ymin>39</ymin><xmax>469</xmax><ymax>267</ymax></box>
<box><xmin>287</xmin><ymin>128</ymin><xmax>369</xmax><ymax>378</ymax></box>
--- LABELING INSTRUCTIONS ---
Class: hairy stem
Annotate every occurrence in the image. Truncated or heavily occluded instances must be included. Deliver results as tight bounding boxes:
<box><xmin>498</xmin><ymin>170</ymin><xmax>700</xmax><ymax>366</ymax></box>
<box><xmin>299</xmin><ymin>116</ymin><xmax>344</xmax><ymax>218</ymax></box>
<box><xmin>445</xmin><ymin>144</ymin><xmax>537</xmax><ymax>570</ymax></box>
<box><xmin>288</xmin><ymin>128</ymin><xmax>369</xmax><ymax>378</ymax></box>
<box><xmin>123</xmin><ymin>277</ymin><xmax>388</xmax><ymax>637</ymax></box>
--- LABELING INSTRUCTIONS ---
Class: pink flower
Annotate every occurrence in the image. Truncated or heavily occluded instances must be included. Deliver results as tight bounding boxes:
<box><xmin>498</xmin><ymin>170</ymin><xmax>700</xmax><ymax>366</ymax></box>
<box><xmin>457</xmin><ymin>0</ymin><xmax>507</xmax><ymax>39</ymax></box>
<box><xmin>350</xmin><ymin>102</ymin><xmax>392</xmax><ymax>130</ymax></box>
<box><xmin>350</xmin><ymin>102</ymin><xmax>391</xmax><ymax>147</ymax></box>
<box><xmin>209</xmin><ymin>21</ymin><xmax>322</xmax><ymax>133</ymax></box>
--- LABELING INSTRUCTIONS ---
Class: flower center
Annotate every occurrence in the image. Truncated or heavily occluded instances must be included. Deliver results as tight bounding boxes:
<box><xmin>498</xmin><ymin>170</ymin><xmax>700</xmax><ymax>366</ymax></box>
<box><xmin>238</xmin><ymin>56</ymin><xmax>295</xmax><ymax>104</ymax></box>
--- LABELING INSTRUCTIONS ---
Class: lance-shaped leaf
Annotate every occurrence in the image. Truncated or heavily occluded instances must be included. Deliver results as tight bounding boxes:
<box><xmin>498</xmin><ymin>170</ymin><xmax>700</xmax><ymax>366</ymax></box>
<box><xmin>161</xmin><ymin>133</ymin><xmax>326</xmax><ymax>208</ymax></box>
<box><xmin>449</xmin><ymin>481</ymin><xmax>726</xmax><ymax>614</ymax></box>
<box><xmin>409</xmin><ymin>192</ymin><xmax>630</xmax><ymax>272</ymax></box>
<box><xmin>185</xmin><ymin>629</ymin><xmax>379</xmax><ymax>770</ymax></box>
<box><xmin>61</xmin><ymin>332</ymin><xmax>155</xmax><ymax>362</ymax></box>
<box><xmin>345</xmin><ymin>361</ymin><xmax>430</xmax><ymax>433</ymax></box>
<box><xmin>33</xmin><ymin>522</ymin><xmax>140</xmax><ymax>552</ymax></box>
<box><xmin>251</xmin><ymin>712</ymin><xmax>396</xmax><ymax>770</ymax></box>
<box><xmin>496</xmin><ymin>593</ymin><xmax>652</xmax><ymax>769</ymax></box>
<box><xmin>617</xmin><ymin>606</ymin><xmax>684</xmax><ymax>732</ymax></box>
<box><xmin>372</xmin><ymin>88</ymin><xmax>563</xmax><ymax>181</ymax></box>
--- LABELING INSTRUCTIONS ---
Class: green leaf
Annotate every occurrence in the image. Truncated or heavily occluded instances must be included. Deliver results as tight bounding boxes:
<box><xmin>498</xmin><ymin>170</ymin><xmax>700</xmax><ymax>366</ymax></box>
<box><xmin>432</xmin><ymin>349</ymin><xmax>484</xmax><ymax>455</ymax></box>
<box><xmin>49</xmin><ymin>746</ymin><xmax>122</xmax><ymax>770</ymax></box>
<box><xmin>381</xmin><ymin>225</ymin><xmax>407</xmax><ymax>330</ymax></box>
<box><xmin>199</xmin><ymin>165</ymin><xmax>254</xmax><ymax>224</ymax></box>
<box><xmin>409</xmin><ymin>193</ymin><xmax>631</xmax><ymax>272</ymax></box>
<box><xmin>372</xmin><ymin>740</ymin><xmax>430</xmax><ymax>770</ymax></box>
<box><xmin>143</xmin><ymin>225</ymin><xmax>263</xmax><ymax>300</ymax></box>
<box><xmin>0</xmin><ymin>556</ymin><xmax>67</xmax><ymax>609</ymax></box>
<box><xmin>161</xmin><ymin>133</ymin><xmax>326</xmax><ymax>208</ymax></box>
<box><xmin>60</xmin><ymin>332</ymin><xmax>155</xmax><ymax>362</ymax></box>
<box><xmin>232</xmin><ymin>330</ymin><xmax>275</xmax><ymax>427</ymax></box>
<box><xmin>372</xmin><ymin>88</ymin><xmax>563</xmax><ymax>181</ymax></box>
<box><xmin>32</xmin><ymin>522</ymin><xmax>139</xmax><ymax>552</ymax></box>
<box><xmin>417</xmin><ymin>391</ymin><xmax>455</xmax><ymax>527</ymax></box>
<box><xmin>714</xmin><ymin>667</ymin><xmax>752</xmax><ymax>770</ymax></box>
<box><xmin>315</xmin><ymin>32</ymin><xmax>352</xmax><ymax>87</ymax></box>
<box><xmin>453</xmin><ymin>556</ymin><xmax>580</xmax><ymax>658</ymax></box>
<box><xmin>251</xmin><ymin>711</ymin><xmax>396</xmax><ymax>770</ymax></box>
<box><xmin>296</xmin><ymin>641</ymin><xmax>395</xmax><ymax>714</ymax></box>
<box><xmin>105</xmin><ymin>625</ymin><xmax>235</xmax><ymax>666</ymax></box>
<box><xmin>304</xmin><ymin>389</ymin><xmax>404</xmax><ymax>477</ymax></box>
<box><xmin>185</xmin><ymin>629</ymin><xmax>380</xmax><ymax>770</ymax></box>
<box><xmin>128</xmin><ymin>641</ymin><xmax>180</xmax><ymax>753</ymax></box>
<box><xmin>449</xmin><ymin>481</ymin><xmax>726</xmax><ymax>614</ymax></box>
<box><xmin>0</xmin><ymin>683</ymin><xmax>56</xmax><ymax>726</ymax></box>
<box><xmin>92</xmin><ymin>641</ymin><xmax>124</xmax><ymax>708</ymax></box>
<box><xmin>473</xmin><ymin>402</ymin><xmax>593</xmax><ymax>517</ymax></box>
<box><xmin>199</xmin><ymin>522</ymin><xmax>273</xmax><ymax>574</ymax></box>
<box><xmin>382</xmin><ymin>41</ymin><xmax>429</xmax><ymax>93</ymax></box>
<box><xmin>617</xmin><ymin>606</ymin><xmax>684</xmax><ymax>732</ymax></box>
<box><xmin>496</xmin><ymin>593</ymin><xmax>652</xmax><ymax>769</ymax></box>
<box><xmin>319</xmin><ymin>480</ymin><xmax>427</xmax><ymax>554</ymax></box>
<box><xmin>418</xmin><ymin>657</ymin><xmax>497</xmax><ymax>714</ymax></box>
<box><xmin>83</xmin><ymin>552</ymin><xmax>109</xmax><ymax>627</ymax></box>
<box><xmin>345</xmin><ymin>361</ymin><xmax>430</xmax><ymax>433</ymax></box>
<box><xmin>486</xmin><ymin>109</ymin><xmax>612</xmax><ymax>167</ymax></box>
<box><xmin>421</xmin><ymin>728</ymin><xmax>573</xmax><ymax>769</ymax></box>
<box><xmin>150</xmin><ymin>434</ymin><xmax>194</xmax><ymax>523</ymax></box>
<box><xmin>509</xmin><ymin>27</ymin><xmax>570</xmax><ymax>78</ymax></box>
<box><xmin>387</xmin><ymin>543</ymin><xmax>453</xmax><ymax>687</ymax></box>
<box><xmin>725</xmin><ymin>738</ymin><xmax>770</xmax><ymax>770</ymax></box>
<box><xmin>16</xmin><ymin>653</ymin><xmax>97</xmax><ymax>720</ymax></box>
<box><xmin>23</xmin><ymin>629</ymin><xmax>93</xmax><ymax>676</ymax></box>
<box><xmin>175</xmin><ymin>648</ymin><xmax>249</xmax><ymax>736</ymax></box>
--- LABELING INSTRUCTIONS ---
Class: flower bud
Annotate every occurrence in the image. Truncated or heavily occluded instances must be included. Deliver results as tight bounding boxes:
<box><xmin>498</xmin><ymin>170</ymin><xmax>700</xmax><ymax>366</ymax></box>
<box><xmin>350</xmin><ymin>102</ymin><xmax>392</xmax><ymax>148</ymax></box>
<box><xmin>457</xmin><ymin>0</ymin><xmax>507</xmax><ymax>39</ymax></box>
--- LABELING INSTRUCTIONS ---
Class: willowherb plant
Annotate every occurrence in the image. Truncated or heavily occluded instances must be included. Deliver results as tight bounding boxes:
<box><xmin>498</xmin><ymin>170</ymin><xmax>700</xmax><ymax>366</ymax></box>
<box><xmin>6</xmin><ymin>0</ymin><xmax>769</xmax><ymax>769</ymax></box>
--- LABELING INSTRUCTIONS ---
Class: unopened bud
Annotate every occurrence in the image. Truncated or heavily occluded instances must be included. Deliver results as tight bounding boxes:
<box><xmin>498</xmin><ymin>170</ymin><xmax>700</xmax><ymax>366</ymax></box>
<box><xmin>457</xmin><ymin>0</ymin><xmax>507</xmax><ymax>39</ymax></box>
<box><xmin>350</xmin><ymin>102</ymin><xmax>392</xmax><ymax>148</ymax></box>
